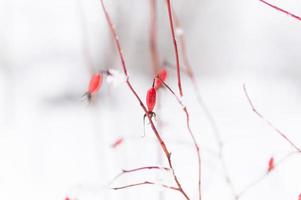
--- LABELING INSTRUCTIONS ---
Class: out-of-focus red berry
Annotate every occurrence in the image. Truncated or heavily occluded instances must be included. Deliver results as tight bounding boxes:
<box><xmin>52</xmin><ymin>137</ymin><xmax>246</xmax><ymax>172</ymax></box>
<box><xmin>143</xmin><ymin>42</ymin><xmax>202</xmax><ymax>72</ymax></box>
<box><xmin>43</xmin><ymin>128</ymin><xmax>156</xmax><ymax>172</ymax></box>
<box><xmin>88</xmin><ymin>73</ymin><xmax>103</xmax><ymax>94</ymax></box>
<box><xmin>111</xmin><ymin>137</ymin><xmax>124</xmax><ymax>148</ymax></box>
<box><xmin>268</xmin><ymin>157</ymin><xmax>274</xmax><ymax>172</ymax></box>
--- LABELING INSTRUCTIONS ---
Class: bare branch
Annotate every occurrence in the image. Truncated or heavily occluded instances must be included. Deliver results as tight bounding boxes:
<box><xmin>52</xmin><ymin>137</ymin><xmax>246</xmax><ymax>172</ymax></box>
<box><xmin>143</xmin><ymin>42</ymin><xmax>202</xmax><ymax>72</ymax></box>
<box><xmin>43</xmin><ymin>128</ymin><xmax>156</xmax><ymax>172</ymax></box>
<box><xmin>109</xmin><ymin>166</ymin><xmax>171</xmax><ymax>185</ymax></box>
<box><xmin>157</xmin><ymin>76</ymin><xmax>202</xmax><ymax>200</ymax></box>
<box><xmin>99</xmin><ymin>1</ymin><xmax>190</xmax><ymax>199</ymax></box>
<box><xmin>165</xmin><ymin>0</ymin><xmax>183</xmax><ymax>97</ymax></box>
<box><xmin>169</xmin><ymin>12</ymin><xmax>238</xmax><ymax>199</ymax></box>
<box><xmin>112</xmin><ymin>181</ymin><xmax>179</xmax><ymax>192</ymax></box>
<box><xmin>243</xmin><ymin>84</ymin><xmax>301</xmax><ymax>152</ymax></box>
<box><xmin>259</xmin><ymin>0</ymin><xmax>301</xmax><ymax>21</ymax></box>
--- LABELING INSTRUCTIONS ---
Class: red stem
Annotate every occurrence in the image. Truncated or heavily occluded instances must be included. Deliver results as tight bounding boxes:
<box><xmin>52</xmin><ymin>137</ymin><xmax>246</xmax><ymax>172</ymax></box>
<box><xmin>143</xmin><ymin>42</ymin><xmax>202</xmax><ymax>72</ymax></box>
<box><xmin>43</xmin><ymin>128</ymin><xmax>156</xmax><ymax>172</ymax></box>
<box><xmin>122</xmin><ymin>166</ymin><xmax>170</xmax><ymax>173</ymax></box>
<box><xmin>99</xmin><ymin>1</ymin><xmax>190</xmax><ymax>199</ymax></box>
<box><xmin>149</xmin><ymin>4</ymin><xmax>165</xmax><ymax>199</ymax></box>
<box><xmin>157</xmin><ymin>76</ymin><xmax>202</xmax><ymax>200</ymax></box>
<box><xmin>167</xmin><ymin>50</ymin><xmax>239</xmax><ymax>200</ymax></box>
<box><xmin>259</xmin><ymin>0</ymin><xmax>301</xmax><ymax>21</ymax></box>
<box><xmin>243</xmin><ymin>84</ymin><xmax>301</xmax><ymax>152</ymax></box>
<box><xmin>165</xmin><ymin>0</ymin><xmax>183</xmax><ymax>97</ymax></box>
<box><xmin>149</xmin><ymin>0</ymin><xmax>160</xmax><ymax>74</ymax></box>
<box><xmin>164</xmin><ymin>61</ymin><xmax>193</xmax><ymax>76</ymax></box>
<box><xmin>112</xmin><ymin>181</ymin><xmax>180</xmax><ymax>192</ymax></box>
<box><xmin>172</xmin><ymin>13</ymin><xmax>238</xmax><ymax>199</ymax></box>
<box><xmin>109</xmin><ymin>166</ymin><xmax>171</xmax><ymax>185</ymax></box>
<box><xmin>99</xmin><ymin>0</ymin><xmax>128</xmax><ymax>76</ymax></box>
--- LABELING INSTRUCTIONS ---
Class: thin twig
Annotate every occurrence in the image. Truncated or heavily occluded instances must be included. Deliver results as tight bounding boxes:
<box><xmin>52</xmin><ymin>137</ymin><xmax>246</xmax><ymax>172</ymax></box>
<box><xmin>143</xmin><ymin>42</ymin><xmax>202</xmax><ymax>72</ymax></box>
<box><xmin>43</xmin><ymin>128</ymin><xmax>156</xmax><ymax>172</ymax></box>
<box><xmin>165</xmin><ymin>0</ymin><xmax>183</xmax><ymax>97</ymax></box>
<box><xmin>99</xmin><ymin>1</ymin><xmax>190</xmax><ymax>199</ymax></box>
<box><xmin>173</xmin><ymin>13</ymin><xmax>238</xmax><ymax>200</ymax></box>
<box><xmin>259</xmin><ymin>0</ymin><xmax>301</xmax><ymax>21</ymax></box>
<box><xmin>109</xmin><ymin>166</ymin><xmax>171</xmax><ymax>185</ymax></box>
<box><xmin>237</xmin><ymin>173</ymin><xmax>268</xmax><ymax>199</ymax></box>
<box><xmin>236</xmin><ymin>151</ymin><xmax>300</xmax><ymax>199</ymax></box>
<box><xmin>112</xmin><ymin>181</ymin><xmax>179</xmax><ymax>192</ymax></box>
<box><xmin>243</xmin><ymin>84</ymin><xmax>301</xmax><ymax>152</ymax></box>
<box><xmin>157</xmin><ymin>76</ymin><xmax>201</xmax><ymax>200</ymax></box>
<box><xmin>99</xmin><ymin>0</ymin><xmax>128</xmax><ymax>76</ymax></box>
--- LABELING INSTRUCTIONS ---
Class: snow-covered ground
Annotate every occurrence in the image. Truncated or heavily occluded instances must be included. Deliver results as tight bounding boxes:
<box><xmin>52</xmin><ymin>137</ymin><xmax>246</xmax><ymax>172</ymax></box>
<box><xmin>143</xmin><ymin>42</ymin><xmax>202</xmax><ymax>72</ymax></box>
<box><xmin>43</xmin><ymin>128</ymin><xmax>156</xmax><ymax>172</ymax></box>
<box><xmin>0</xmin><ymin>0</ymin><xmax>301</xmax><ymax>200</ymax></box>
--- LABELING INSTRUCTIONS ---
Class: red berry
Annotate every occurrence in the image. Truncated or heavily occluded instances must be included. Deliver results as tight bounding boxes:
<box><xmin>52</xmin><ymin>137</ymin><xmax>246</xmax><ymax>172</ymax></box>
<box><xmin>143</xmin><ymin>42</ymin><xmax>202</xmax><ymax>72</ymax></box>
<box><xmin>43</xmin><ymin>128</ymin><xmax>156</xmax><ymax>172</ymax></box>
<box><xmin>268</xmin><ymin>157</ymin><xmax>274</xmax><ymax>172</ymax></box>
<box><xmin>111</xmin><ymin>137</ymin><xmax>124</xmax><ymax>148</ymax></box>
<box><xmin>298</xmin><ymin>193</ymin><xmax>301</xmax><ymax>200</ymax></box>
<box><xmin>88</xmin><ymin>73</ymin><xmax>103</xmax><ymax>94</ymax></box>
<box><xmin>154</xmin><ymin>68</ymin><xmax>167</xmax><ymax>90</ymax></box>
<box><xmin>146</xmin><ymin>87</ymin><xmax>156</xmax><ymax>112</ymax></box>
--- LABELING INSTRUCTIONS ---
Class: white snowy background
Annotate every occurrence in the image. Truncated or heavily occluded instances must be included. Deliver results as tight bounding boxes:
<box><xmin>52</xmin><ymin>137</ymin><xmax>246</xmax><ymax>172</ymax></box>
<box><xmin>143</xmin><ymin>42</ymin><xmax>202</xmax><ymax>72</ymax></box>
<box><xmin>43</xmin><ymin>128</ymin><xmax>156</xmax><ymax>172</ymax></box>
<box><xmin>0</xmin><ymin>0</ymin><xmax>301</xmax><ymax>200</ymax></box>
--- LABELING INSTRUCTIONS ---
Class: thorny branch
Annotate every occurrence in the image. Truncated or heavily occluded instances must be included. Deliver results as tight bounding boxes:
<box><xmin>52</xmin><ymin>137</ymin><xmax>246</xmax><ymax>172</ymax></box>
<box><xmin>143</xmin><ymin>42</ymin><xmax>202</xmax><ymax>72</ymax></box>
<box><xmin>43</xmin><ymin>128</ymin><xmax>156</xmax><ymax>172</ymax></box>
<box><xmin>99</xmin><ymin>0</ymin><xmax>190</xmax><ymax>199</ymax></box>
<box><xmin>149</xmin><ymin>0</ymin><xmax>160</xmax><ymax>74</ymax></box>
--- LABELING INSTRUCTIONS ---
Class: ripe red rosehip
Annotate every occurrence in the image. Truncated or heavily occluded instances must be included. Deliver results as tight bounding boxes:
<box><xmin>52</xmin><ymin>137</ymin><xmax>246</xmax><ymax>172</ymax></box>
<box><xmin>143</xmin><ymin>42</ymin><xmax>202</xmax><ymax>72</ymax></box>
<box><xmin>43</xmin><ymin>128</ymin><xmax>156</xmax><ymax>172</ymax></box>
<box><xmin>146</xmin><ymin>87</ymin><xmax>156</xmax><ymax>112</ymax></box>
<box><xmin>143</xmin><ymin>87</ymin><xmax>157</xmax><ymax>136</ymax></box>
<box><xmin>88</xmin><ymin>73</ymin><xmax>103</xmax><ymax>94</ymax></box>
<box><xmin>84</xmin><ymin>72</ymin><xmax>103</xmax><ymax>101</ymax></box>
<box><xmin>154</xmin><ymin>68</ymin><xmax>167</xmax><ymax>90</ymax></box>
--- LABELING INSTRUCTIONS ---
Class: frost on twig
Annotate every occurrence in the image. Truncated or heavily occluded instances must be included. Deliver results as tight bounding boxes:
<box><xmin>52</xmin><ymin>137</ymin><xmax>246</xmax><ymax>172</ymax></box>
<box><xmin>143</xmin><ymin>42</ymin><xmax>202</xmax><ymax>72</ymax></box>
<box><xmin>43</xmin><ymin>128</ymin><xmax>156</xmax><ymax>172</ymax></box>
<box><xmin>175</xmin><ymin>27</ymin><xmax>184</xmax><ymax>37</ymax></box>
<box><xmin>105</xmin><ymin>69</ymin><xmax>127</xmax><ymax>87</ymax></box>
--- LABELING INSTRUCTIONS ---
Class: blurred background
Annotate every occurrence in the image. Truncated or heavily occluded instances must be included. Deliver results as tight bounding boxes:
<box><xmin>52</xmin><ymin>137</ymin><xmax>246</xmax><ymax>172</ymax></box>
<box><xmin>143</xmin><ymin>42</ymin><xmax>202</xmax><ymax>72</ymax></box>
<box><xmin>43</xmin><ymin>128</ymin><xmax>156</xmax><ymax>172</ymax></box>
<box><xmin>0</xmin><ymin>0</ymin><xmax>301</xmax><ymax>199</ymax></box>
